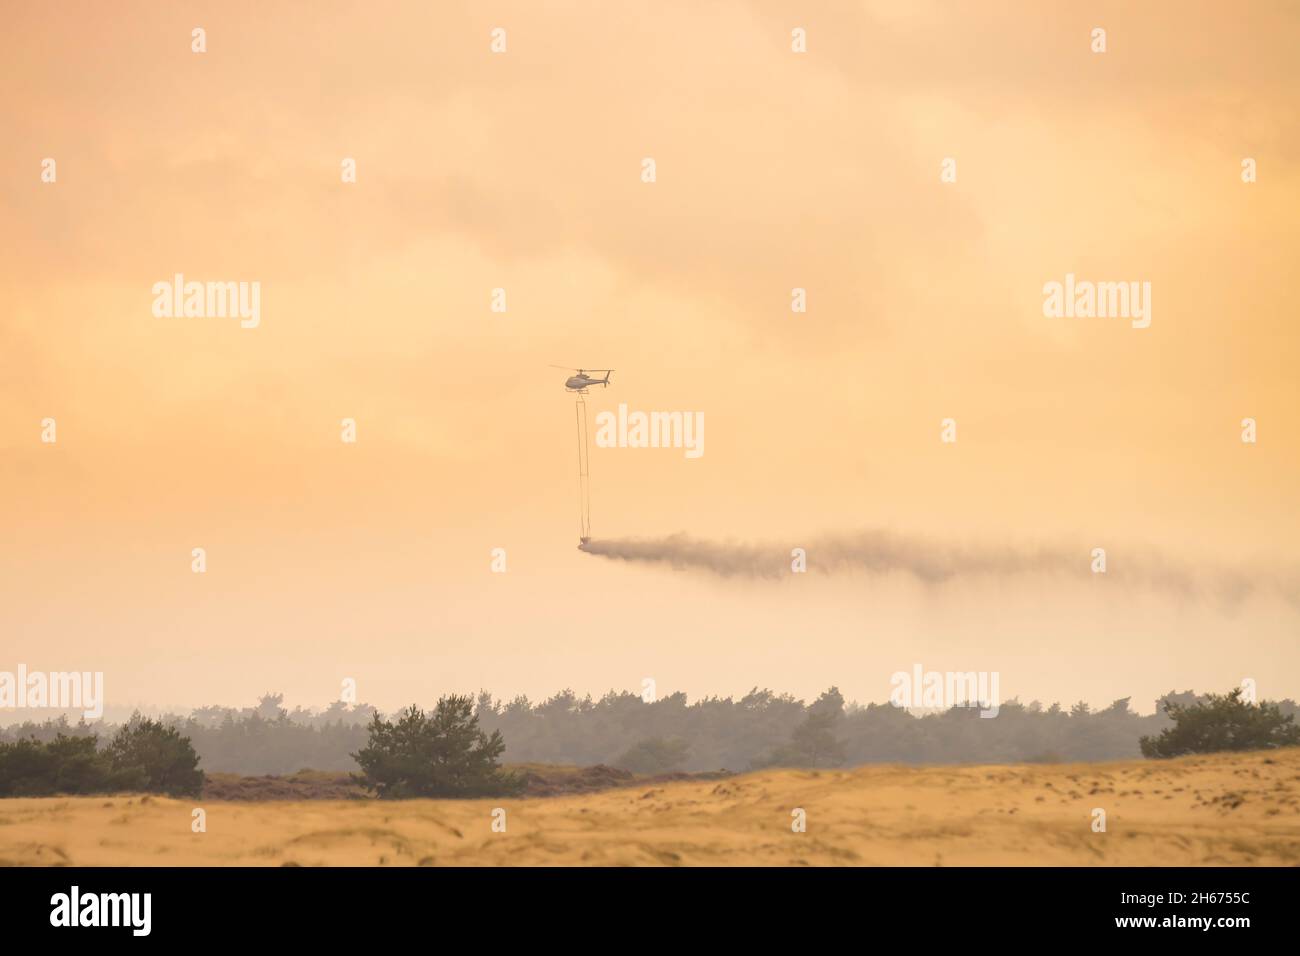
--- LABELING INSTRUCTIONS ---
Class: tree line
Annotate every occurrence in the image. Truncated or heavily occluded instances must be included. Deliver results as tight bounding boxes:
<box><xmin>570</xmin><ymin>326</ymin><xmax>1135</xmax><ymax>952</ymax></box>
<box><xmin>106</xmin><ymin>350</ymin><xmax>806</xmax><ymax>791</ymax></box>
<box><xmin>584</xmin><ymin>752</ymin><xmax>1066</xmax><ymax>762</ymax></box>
<box><xmin>3</xmin><ymin>686</ymin><xmax>1297</xmax><ymax>781</ymax></box>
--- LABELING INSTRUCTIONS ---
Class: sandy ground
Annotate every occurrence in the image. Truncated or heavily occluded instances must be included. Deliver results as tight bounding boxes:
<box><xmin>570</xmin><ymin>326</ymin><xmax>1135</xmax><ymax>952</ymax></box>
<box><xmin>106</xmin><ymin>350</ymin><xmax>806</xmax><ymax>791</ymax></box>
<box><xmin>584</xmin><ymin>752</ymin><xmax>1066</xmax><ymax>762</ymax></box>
<box><xmin>2</xmin><ymin>749</ymin><xmax>1297</xmax><ymax>866</ymax></box>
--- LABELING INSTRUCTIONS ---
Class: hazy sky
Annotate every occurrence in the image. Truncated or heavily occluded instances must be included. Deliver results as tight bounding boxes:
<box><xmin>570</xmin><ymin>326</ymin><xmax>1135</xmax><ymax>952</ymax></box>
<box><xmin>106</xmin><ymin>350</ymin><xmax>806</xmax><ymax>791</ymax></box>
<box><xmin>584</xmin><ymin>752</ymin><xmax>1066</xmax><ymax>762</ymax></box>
<box><xmin>3</xmin><ymin>1</ymin><xmax>1298</xmax><ymax>716</ymax></box>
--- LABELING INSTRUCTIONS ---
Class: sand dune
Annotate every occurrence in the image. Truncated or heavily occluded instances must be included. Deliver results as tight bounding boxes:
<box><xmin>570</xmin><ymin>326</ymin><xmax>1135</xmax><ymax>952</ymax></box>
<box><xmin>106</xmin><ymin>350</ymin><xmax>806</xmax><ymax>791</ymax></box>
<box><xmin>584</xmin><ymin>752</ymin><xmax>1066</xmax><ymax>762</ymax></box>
<box><xmin>2</xmin><ymin>749</ymin><xmax>1297</xmax><ymax>866</ymax></box>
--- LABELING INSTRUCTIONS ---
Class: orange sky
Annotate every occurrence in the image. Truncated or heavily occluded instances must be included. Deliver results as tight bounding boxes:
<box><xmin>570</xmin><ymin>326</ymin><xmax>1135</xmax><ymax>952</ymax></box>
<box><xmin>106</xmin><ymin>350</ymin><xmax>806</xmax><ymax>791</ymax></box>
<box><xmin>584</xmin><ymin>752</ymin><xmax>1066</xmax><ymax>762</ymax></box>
<box><xmin>2</xmin><ymin>1</ymin><xmax>1298</xmax><ymax>715</ymax></box>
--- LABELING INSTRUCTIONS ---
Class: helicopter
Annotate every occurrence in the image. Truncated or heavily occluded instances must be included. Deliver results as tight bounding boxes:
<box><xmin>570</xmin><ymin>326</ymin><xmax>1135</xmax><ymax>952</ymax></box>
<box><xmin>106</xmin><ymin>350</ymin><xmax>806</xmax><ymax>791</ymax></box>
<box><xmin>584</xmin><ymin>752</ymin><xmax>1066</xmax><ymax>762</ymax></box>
<box><xmin>550</xmin><ymin>366</ymin><xmax>613</xmax><ymax>393</ymax></box>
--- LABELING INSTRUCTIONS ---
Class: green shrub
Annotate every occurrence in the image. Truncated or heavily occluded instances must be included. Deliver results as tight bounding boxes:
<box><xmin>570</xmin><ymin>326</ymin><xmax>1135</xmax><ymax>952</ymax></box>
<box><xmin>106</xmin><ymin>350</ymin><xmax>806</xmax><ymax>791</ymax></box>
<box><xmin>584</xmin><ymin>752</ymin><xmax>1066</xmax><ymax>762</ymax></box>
<box><xmin>0</xmin><ymin>719</ymin><xmax>204</xmax><ymax>797</ymax></box>
<box><xmin>105</xmin><ymin>716</ymin><xmax>205</xmax><ymax>797</ymax></box>
<box><xmin>352</xmin><ymin>696</ymin><xmax>523</xmax><ymax>798</ymax></box>
<box><xmin>1140</xmin><ymin>688</ymin><xmax>1300</xmax><ymax>758</ymax></box>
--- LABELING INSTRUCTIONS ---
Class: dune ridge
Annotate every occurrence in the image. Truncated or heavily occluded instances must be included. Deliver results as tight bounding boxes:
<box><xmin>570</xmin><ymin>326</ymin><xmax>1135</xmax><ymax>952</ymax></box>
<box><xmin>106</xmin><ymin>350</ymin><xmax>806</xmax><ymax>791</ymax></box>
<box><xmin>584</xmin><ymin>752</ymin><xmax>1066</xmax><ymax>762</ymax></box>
<box><xmin>1</xmin><ymin>749</ymin><xmax>1297</xmax><ymax>866</ymax></box>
